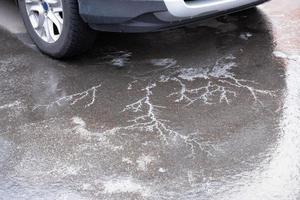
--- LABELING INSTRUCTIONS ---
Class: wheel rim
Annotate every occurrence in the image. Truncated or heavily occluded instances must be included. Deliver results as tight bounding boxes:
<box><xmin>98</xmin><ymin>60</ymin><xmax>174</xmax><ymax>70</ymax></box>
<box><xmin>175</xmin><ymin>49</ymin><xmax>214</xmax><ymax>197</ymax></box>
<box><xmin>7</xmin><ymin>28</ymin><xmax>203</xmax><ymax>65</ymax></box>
<box><xmin>25</xmin><ymin>0</ymin><xmax>64</xmax><ymax>43</ymax></box>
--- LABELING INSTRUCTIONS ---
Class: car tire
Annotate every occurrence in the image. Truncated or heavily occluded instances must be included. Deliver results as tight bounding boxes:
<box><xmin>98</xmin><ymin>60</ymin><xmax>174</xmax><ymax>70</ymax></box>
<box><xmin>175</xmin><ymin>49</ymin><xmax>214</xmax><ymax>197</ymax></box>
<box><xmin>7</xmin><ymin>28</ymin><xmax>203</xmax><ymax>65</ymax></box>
<box><xmin>18</xmin><ymin>0</ymin><xmax>96</xmax><ymax>58</ymax></box>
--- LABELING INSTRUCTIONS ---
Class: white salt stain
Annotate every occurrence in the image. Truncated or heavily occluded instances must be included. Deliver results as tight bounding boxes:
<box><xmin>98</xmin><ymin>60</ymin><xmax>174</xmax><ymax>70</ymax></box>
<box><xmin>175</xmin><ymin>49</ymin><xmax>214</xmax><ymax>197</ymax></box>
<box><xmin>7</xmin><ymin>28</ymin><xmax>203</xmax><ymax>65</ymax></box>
<box><xmin>72</xmin><ymin>117</ymin><xmax>94</xmax><ymax>139</ymax></box>
<box><xmin>54</xmin><ymin>165</ymin><xmax>81</xmax><ymax>177</ymax></box>
<box><xmin>127</xmin><ymin>80</ymin><xmax>137</xmax><ymax>90</ymax></box>
<box><xmin>64</xmin><ymin>83</ymin><xmax>206</xmax><ymax>156</ymax></box>
<box><xmin>122</xmin><ymin>157</ymin><xmax>134</xmax><ymax>165</ymax></box>
<box><xmin>72</xmin><ymin>116</ymin><xmax>86</xmax><ymax>126</ymax></box>
<box><xmin>161</xmin><ymin>55</ymin><xmax>273</xmax><ymax>106</ymax></box>
<box><xmin>178</xmin><ymin>67</ymin><xmax>210</xmax><ymax>81</ymax></box>
<box><xmin>209</xmin><ymin>55</ymin><xmax>237</xmax><ymax>78</ymax></box>
<box><xmin>239</xmin><ymin>32</ymin><xmax>253</xmax><ymax>40</ymax></box>
<box><xmin>96</xmin><ymin>54</ymin><xmax>271</xmax><ymax>158</ymax></box>
<box><xmin>115</xmin><ymin>54</ymin><xmax>273</xmax><ymax>157</ymax></box>
<box><xmin>136</xmin><ymin>154</ymin><xmax>155</xmax><ymax>171</ymax></box>
<box><xmin>33</xmin><ymin>84</ymin><xmax>102</xmax><ymax>111</ymax></box>
<box><xmin>82</xmin><ymin>183</ymin><xmax>93</xmax><ymax>191</ymax></box>
<box><xmin>158</xmin><ymin>168</ymin><xmax>167</xmax><ymax>173</ymax></box>
<box><xmin>122</xmin><ymin>83</ymin><xmax>175</xmax><ymax>143</ymax></box>
<box><xmin>64</xmin><ymin>166</ymin><xmax>80</xmax><ymax>175</ymax></box>
<box><xmin>14</xmin><ymin>148</ymin><xmax>82</xmax><ymax>183</ymax></box>
<box><xmin>122</xmin><ymin>82</ymin><xmax>218</xmax><ymax>157</ymax></box>
<box><xmin>0</xmin><ymin>138</ymin><xmax>13</xmax><ymax>164</ymax></box>
<box><xmin>187</xmin><ymin>171</ymin><xmax>197</xmax><ymax>186</ymax></box>
<box><xmin>177</xmin><ymin>55</ymin><xmax>236</xmax><ymax>81</ymax></box>
<box><xmin>0</xmin><ymin>100</ymin><xmax>21</xmax><ymax>110</ymax></box>
<box><xmin>71</xmin><ymin>117</ymin><xmax>124</xmax><ymax>151</ymax></box>
<box><xmin>102</xmin><ymin>177</ymin><xmax>150</xmax><ymax>196</ymax></box>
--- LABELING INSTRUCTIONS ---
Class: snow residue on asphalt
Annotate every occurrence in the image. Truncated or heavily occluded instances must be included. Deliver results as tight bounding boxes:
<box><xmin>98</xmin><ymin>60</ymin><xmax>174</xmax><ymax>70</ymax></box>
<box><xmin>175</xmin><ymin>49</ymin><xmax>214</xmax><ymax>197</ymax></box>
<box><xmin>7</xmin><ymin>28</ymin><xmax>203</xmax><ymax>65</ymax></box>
<box><xmin>72</xmin><ymin>116</ymin><xmax>86</xmax><ymax>127</ymax></box>
<box><xmin>53</xmin><ymin>164</ymin><xmax>81</xmax><ymax>177</ymax></box>
<box><xmin>71</xmin><ymin>117</ymin><xmax>124</xmax><ymax>151</ymax></box>
<box><xmin>72</xmin><ymin>116</ymin><xmax>94</xmax><ymax>139</ymax></box>
<box><xmin>122</xmin><ymin>157</ymin><xmax>133</xmax><ymax>165</ymax></box>
<box><xmin>102</xmin><ymin>177</ymin><xmax>149</xmax><ymax>196</ymax></box>
<box><xmin>72</xmin><ymin>116</ymin><xmax>104</xmax><ymax>140</ymax></box>
<box><xmin>136</xmin><ymin>154</ymin><xmax>155</xmax><ymax>171</ymax></box>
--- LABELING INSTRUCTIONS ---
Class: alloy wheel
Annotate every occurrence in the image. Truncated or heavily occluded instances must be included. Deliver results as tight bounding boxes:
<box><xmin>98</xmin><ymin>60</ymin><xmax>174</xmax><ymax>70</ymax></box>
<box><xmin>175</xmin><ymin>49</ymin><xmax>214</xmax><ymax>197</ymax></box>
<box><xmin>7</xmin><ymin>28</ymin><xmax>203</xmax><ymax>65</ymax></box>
<box><xmin>25</xmin><ymin>0</ymin><xmax>64</xmax><ymax>43</ymax></box>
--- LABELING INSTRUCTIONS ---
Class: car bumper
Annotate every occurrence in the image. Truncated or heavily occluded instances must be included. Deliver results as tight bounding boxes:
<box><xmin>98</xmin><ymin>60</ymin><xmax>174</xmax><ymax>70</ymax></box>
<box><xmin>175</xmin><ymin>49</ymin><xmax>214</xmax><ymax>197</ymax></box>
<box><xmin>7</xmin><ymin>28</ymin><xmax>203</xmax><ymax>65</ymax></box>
<box><xmin>78</xmin><ymin>0</ymin><xmax>270</xmax><ymax>32</ymax></box>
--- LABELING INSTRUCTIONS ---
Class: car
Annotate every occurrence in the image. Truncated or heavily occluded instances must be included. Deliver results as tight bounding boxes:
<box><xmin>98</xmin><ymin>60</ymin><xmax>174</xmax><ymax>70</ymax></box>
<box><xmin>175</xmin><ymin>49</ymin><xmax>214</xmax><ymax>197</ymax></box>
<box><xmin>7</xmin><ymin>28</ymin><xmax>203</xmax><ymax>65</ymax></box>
<box><xmin>18</xmin><ymin>0</ymin><xmax>270</xmax><ymax>58</ymax></box>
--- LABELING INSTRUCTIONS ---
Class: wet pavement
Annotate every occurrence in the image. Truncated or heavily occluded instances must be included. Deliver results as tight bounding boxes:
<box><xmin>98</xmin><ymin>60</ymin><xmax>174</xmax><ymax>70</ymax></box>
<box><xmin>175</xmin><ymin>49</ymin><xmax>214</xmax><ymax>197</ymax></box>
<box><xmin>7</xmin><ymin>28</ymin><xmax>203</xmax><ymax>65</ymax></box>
<box><xmin>0</xmin><ymin>0</ymin><xmax>300</xmax><ymax>199</ymax></box>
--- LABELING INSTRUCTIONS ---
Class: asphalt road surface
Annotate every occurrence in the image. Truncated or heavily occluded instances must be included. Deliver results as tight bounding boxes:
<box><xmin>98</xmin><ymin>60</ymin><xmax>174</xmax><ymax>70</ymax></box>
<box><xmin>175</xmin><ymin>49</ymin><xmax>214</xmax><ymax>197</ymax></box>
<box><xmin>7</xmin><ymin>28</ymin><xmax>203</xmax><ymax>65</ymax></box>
<box><xmin>0</xmin><ymin>0</ymin><xmax>300</xmax><ymax>199</ymax></box>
